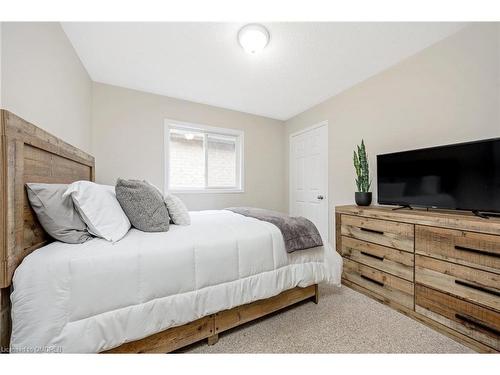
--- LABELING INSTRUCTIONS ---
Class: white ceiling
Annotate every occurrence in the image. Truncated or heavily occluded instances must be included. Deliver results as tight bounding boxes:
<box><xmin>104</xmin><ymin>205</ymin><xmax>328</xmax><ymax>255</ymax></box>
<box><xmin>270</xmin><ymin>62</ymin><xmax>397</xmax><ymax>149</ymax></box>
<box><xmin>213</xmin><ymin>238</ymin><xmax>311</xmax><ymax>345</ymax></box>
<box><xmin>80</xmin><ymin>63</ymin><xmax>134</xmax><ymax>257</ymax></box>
<box><xmin>62</xmin><ymin>22</ymin><xmax>467</xmax><ymax>120</ymax></box>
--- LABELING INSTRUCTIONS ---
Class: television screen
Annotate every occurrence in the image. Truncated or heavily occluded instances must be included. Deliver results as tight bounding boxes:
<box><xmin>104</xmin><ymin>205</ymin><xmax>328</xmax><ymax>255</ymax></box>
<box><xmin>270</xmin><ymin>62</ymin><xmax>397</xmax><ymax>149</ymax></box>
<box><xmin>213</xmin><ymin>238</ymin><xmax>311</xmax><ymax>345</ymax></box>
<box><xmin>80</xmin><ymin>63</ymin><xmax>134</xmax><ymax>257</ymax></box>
<box><xmin>377</xmin><ymin>138</ymin><xmax>500</xmax><ymax>213</ymax></box>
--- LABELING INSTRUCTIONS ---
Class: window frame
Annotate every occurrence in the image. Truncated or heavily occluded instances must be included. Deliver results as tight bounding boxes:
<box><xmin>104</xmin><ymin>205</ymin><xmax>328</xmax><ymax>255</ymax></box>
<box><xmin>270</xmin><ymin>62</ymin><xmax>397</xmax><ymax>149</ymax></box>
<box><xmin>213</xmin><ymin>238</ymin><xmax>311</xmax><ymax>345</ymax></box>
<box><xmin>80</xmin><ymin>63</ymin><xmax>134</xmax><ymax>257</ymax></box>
<box><xmin>164</xmin><ymin>119</ymin><xmax>245</xmax><ymax>194</ymax></box>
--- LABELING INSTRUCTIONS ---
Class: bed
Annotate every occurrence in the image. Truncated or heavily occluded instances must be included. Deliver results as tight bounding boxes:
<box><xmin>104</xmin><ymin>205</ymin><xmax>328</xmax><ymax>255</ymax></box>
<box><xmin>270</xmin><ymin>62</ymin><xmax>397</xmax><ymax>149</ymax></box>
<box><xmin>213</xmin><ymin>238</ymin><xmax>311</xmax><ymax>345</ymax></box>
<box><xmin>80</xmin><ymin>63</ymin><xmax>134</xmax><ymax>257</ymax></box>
<box><xmin>0</xmin><ymin>110</ymin><xmax>341</xmax><ymax>353</ymax></box>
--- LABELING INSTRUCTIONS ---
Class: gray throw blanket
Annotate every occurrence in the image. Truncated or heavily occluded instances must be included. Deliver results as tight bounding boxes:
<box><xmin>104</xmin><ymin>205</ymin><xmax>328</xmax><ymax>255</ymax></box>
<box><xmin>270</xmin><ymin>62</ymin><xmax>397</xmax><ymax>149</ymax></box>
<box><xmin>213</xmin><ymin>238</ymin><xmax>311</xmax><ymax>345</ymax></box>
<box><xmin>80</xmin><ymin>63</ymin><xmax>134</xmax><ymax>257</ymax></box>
<box><xmin>226</xmin><ymin>207</ymin><xmax>323</xmax><ymax>253</ymax></box>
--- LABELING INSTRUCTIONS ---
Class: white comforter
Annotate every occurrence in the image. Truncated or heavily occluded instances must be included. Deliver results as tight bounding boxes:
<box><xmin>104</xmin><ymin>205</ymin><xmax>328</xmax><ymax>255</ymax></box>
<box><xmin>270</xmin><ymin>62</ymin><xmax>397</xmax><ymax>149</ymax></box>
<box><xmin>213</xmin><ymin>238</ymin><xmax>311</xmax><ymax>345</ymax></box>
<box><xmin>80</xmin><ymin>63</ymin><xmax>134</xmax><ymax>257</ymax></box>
<box><xmin>10</xmin><ymin>210</ymin><xmax>342</xmax><ymax>353</ymax></box>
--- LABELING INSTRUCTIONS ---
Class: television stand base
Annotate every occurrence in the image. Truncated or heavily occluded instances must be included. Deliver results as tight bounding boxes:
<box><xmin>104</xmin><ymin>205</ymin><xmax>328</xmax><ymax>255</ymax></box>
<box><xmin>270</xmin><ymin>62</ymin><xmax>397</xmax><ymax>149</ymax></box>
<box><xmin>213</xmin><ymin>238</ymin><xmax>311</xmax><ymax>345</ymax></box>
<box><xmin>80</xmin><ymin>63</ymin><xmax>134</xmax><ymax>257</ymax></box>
<box><xmin>472</xmin><ymin>210</ymin><xmax>500</xmax><ymax>219</ymax></box>
<box><xmin>391</xmin><ymin>204</ymin><xmax>413</xmax><ymax>211</ymax></box>
<box><xmin>472</xmin><ymin>210</ymin><xmax>489</xmax><ymax>219</ymax></box>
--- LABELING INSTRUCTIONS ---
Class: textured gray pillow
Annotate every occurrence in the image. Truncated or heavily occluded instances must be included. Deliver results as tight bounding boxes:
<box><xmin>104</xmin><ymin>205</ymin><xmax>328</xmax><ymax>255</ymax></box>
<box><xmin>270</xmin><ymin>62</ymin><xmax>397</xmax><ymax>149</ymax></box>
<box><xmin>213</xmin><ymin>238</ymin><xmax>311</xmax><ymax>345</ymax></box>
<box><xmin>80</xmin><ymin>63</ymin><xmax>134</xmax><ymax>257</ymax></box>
<box><xmin>26</xmin><ymin>183</ymin><xmax>93</xmax><ymax>244</ymax></box>
<box><xmin>115</xmin><ymin>179</ymin><xmax>170</xmax><ymax>232</ymax></box>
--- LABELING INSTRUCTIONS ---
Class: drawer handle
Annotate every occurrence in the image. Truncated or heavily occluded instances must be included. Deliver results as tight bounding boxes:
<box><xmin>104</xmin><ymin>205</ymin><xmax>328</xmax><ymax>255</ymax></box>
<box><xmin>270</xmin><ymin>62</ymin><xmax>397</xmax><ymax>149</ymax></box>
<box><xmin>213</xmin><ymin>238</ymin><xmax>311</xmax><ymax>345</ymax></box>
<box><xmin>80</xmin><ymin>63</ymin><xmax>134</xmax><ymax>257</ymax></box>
<box><xmin>454</xmin><ymin>279</ymin><xmax>500</xmax><ymax>297</ymax></box>
<box><xmin>360</xmin><ymin>228</ymin><xmax>384</xmax><ymax>235</ymax></box>
<box><xmin>455</xmin><ymin>313</ymin><xmax>500</xmax><ymax>337</ymax></box>
<box><xmin>360</xmin><ymin>251</ymin><xmax>384</xmax><ymax>261</ymax></box>
<box><xmin>454</xmin><ymin>245</ymin><xmax>500</xmax><ymax>259</ymax></box>
<box><xmin>360</xmin><ymin>274</ymin><xmax>385</xmax><ymax>287</ymax></box>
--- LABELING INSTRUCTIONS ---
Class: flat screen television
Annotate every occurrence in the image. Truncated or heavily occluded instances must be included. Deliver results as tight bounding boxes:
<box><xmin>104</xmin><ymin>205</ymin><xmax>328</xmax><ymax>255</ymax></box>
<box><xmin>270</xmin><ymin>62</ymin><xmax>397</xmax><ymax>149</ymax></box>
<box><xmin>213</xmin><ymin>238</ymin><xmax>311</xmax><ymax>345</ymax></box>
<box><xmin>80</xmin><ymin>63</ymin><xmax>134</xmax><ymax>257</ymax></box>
<box><xmin>377</xmin><ymin>138</ymin><xmax>500</xmax><ymax>214</ymax></box>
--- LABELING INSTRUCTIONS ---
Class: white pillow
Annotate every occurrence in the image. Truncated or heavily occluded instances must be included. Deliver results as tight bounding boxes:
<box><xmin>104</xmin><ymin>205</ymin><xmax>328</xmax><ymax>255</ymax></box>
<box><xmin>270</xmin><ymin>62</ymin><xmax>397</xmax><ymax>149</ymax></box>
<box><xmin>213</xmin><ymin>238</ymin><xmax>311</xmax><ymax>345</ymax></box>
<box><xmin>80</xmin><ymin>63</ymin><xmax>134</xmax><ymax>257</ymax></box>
<box><xmin>164</xmin><ymin>194</ymin><xmax>191</xmax><ymax>225</ymax></box>
<box><xmin>64</xmin><ymin>181</ymin><xmax>131</xmax><ymax>242</ymax></box>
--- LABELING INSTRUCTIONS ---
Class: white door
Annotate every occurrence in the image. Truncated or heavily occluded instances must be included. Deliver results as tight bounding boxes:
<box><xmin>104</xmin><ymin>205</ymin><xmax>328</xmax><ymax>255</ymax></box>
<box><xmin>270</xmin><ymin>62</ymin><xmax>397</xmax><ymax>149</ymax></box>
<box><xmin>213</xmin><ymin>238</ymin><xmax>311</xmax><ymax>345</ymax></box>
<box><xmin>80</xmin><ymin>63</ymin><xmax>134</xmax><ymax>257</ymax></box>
<box><xmin>289</xmin><ymin>123</ymin><xmax>329</xmax><ymax>243</ymax></box>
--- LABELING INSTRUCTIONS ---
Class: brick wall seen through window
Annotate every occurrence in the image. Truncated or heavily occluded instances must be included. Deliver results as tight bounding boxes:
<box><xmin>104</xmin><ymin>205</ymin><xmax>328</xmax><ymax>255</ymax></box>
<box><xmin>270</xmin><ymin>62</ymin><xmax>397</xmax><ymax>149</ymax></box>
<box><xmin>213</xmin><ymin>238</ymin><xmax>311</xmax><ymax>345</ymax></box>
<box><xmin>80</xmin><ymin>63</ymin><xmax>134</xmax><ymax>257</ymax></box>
<box><xmin>167</xmin><ymin>124</ymin><xmax>243</xmax><ymax>191</ymax></box>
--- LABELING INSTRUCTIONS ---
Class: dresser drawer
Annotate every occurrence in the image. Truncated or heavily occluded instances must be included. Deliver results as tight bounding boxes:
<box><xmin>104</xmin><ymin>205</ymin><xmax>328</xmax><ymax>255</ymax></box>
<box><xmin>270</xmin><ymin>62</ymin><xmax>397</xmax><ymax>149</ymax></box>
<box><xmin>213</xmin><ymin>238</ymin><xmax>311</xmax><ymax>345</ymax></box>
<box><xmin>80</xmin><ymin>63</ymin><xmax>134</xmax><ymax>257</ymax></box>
<box><xmin>341</xmin><ymin>215</ymin><xmax>414</xmax><ymax>252</ymax></box>
<box><xmin>416</xmin><ymin>284</ymin><xmax>499</xmax><ymax>351</ymax></box>
<box><xmin>341</xmin><ymin>236</ymin><xmax>413</xmax><ymax>281</ymax></box>
<box><xmin>343</xmin><ymin>258</ymin><xmax>414</xmax><ymax>309</ymax></box>
<box><xmin>416</xmin><ymin>225</ymin><xmax>500</xmax><ymax>274</ymax></box>
<box><xmin>415</xmin><ymin>255</ymin><xmax>500</xmax><ymax>311</ymax></box>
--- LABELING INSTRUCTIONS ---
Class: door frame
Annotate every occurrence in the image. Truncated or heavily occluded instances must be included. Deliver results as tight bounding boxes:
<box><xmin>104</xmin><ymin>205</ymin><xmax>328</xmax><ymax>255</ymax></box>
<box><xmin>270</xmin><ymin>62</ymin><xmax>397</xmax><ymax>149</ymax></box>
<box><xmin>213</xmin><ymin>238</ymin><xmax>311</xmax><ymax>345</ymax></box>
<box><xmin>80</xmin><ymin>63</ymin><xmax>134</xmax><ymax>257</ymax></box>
<box><xmin>289</xmin><ymin>121</ymin><xmax>329</xmax><ymax>243</ymax></box>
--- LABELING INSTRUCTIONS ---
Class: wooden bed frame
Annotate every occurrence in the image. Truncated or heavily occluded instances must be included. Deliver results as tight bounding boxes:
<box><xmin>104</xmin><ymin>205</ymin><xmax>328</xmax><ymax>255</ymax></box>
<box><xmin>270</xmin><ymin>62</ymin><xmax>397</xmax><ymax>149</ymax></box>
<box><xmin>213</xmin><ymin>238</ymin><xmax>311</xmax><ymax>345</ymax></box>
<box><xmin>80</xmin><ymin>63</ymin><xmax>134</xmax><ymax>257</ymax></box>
<box><xmin>0</xmin><ymin>110</ymin><xmax>319</xmax><ymax>353</ymax></box>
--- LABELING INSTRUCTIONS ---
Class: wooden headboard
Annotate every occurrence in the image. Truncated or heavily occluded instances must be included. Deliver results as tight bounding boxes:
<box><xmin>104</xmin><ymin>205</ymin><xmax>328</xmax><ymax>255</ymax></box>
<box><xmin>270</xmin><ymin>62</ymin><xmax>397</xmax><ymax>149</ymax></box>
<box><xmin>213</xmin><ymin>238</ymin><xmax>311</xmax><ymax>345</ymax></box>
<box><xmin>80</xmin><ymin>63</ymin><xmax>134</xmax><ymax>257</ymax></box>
<box><xmin>0</xmin><ymin>110</ymin><xmax>95</xmax><ymax>351</ymax></box>
<box><xmin>0</xmin><ymin>110</ymin><xmax>95</xmax><ymax>288</ymax></box>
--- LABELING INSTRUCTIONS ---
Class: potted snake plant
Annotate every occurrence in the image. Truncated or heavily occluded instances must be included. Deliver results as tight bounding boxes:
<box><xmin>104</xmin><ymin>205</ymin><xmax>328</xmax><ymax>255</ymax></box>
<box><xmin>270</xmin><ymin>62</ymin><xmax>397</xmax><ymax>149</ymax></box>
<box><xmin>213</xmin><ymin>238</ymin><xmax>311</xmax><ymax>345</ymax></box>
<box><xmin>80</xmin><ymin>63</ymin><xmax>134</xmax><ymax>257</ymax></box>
<box><xmin>353</xmin><ymin>140</ymin><xmax>372</xmax><ymax>206</ymax></box>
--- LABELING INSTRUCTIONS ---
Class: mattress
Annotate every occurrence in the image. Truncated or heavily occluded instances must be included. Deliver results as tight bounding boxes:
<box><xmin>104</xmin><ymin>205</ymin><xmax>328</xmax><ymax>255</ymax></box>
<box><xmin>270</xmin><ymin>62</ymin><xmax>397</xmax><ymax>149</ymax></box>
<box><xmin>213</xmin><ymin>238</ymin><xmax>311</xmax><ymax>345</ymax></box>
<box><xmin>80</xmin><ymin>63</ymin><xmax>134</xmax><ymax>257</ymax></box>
<box><xmin>10</xmin><ymin>210</ymin><xmax>342</xmax><ymax>353</ymax></box>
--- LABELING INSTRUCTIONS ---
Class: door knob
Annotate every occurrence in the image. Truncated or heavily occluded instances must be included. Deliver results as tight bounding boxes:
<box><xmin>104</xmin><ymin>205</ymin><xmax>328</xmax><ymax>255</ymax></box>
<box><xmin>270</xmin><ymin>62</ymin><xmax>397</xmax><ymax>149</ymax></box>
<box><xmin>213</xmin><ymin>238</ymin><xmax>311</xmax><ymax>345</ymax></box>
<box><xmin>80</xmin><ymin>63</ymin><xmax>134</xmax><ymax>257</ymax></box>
<box><xmin>317</xmin><ymin>195</ymin><xmax>324</xmax><ymax>200</ymax></box>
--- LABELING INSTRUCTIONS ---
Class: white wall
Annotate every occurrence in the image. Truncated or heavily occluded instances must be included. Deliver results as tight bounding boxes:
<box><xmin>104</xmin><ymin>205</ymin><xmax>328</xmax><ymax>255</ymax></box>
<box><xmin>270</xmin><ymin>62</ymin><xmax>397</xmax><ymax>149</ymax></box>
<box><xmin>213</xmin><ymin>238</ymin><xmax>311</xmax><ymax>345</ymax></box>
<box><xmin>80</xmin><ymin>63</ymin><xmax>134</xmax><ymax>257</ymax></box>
<box><xmin>285</xmin><ymin>23</ymin><xmax>500</xmax><ymax>246</ymax></box>
<box><xmin>2</xmin><ymin>22</ymin><xmax>498</xmax><ymax>221</ymax></box>
<box><xmin>92</xmin><ymin>82</ymin><xmax>287</xmax><ymax>211</ymax></box>
<box><xmin>1</xmin><ymin>22</ymin><xmax>92</xmax><ymax>152</ymax></box>
<box><xmin>0</xmin><ymin>22</ymin><xmax>287</xmax><ymax>212</ymax></box>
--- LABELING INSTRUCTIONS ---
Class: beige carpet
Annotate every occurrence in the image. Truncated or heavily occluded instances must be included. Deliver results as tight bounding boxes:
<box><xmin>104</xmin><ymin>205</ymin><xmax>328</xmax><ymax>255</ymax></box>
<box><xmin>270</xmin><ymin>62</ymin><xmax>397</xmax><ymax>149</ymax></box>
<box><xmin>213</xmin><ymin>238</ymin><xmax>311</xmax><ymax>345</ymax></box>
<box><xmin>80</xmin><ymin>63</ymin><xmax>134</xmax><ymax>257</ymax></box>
<box><xmin>180</xmin><ymin>285</ymin><xmax>473</xmax><ymax>353</ymax></box>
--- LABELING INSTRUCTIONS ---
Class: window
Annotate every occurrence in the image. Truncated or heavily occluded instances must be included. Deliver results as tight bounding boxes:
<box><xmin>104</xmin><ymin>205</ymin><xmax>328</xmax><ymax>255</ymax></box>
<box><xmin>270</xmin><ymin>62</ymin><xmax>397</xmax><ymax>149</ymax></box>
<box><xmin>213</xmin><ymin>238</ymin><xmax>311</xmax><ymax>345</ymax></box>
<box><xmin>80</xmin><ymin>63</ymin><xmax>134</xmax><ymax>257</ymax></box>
<box><xmin>165</xmin><ymin>120</ymin><xmax>244</xmax><ymax>192</ymax></box>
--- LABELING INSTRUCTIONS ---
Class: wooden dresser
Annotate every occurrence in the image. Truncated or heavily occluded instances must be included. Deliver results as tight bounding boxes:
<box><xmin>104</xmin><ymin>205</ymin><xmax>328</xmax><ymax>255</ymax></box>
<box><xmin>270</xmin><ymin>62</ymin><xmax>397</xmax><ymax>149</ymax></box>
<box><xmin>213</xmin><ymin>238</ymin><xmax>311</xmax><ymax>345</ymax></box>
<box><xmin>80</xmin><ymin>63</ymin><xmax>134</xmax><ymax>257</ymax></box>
<box><xmin>335</xmin><ymin>205</ymin><xmax>500</xmax><ymax>353</ymax></box>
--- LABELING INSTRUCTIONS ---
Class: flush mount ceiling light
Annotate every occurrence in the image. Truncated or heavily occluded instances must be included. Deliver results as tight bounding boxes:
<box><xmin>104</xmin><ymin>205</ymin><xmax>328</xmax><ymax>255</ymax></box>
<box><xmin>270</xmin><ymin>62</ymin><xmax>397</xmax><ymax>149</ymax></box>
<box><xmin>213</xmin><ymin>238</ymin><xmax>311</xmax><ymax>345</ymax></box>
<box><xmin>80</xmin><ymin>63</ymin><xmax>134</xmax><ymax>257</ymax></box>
<box><xmin>237</xmin><ymin>24</ymin><xmax>270</xmax><ymax>55</ymax></box>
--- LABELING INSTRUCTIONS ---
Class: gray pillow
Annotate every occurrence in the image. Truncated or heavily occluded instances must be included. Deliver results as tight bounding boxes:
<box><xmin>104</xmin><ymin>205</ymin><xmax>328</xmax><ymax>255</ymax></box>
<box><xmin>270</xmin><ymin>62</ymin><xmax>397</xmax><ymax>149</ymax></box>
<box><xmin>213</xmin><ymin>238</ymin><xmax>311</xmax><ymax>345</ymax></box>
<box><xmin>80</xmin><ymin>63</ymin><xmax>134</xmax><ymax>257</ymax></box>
<box><xmin>26</xmin><ymin>183</ymin><xmax>93</xmax><ymax>244</ymax></box>
<box><xmin>115</xmin><ymin>179</ymin><xmax>170</xmax><ymax>232</ymax></box>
